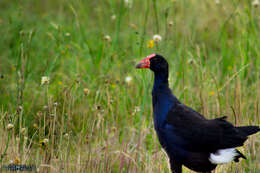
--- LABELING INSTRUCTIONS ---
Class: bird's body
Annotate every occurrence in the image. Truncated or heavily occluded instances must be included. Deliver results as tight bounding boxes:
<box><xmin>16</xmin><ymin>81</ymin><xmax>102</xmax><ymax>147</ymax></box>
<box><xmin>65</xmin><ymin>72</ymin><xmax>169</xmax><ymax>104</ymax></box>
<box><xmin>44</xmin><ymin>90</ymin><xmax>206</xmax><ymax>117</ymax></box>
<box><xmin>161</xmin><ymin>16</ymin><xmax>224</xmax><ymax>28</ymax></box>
<box><xmin>136</xmin><ymin>54</ymin><xmax>260</xmax><ymax>173</ymax></box>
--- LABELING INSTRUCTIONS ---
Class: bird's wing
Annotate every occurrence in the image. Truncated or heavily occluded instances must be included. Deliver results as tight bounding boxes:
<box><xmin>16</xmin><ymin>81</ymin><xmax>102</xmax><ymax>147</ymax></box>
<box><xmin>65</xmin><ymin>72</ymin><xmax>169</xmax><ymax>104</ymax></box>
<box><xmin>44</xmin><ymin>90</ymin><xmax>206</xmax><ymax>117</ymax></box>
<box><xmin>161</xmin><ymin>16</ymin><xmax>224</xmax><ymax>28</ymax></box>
<box><xmin>166</xmin><ymin>103</ymin><xmax>248</xmax><ymax>152</ymax></box>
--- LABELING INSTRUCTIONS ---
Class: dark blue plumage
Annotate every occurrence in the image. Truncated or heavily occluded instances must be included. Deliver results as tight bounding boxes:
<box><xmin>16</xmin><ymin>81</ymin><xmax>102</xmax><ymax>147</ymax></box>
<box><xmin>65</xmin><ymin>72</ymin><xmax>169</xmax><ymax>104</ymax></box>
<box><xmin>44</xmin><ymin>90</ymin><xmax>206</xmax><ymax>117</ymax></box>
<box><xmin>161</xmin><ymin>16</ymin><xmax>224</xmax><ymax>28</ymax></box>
<box><xmin>136</xmin><ymin>54</ymin><xmax>260</xmax><ymax>173</ymax></box>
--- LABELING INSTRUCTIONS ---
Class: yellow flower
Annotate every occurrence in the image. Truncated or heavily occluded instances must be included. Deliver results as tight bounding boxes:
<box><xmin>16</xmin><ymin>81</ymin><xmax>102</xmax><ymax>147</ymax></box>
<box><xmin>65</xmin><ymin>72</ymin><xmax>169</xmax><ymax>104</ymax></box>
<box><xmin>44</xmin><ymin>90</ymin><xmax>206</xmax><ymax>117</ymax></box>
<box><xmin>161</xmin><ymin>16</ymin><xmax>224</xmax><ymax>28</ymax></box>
<box><xmin>227</xmin><ymin>66</ymin><xmax>232</xmax><ymax>71</ymax></box>
<box><xmin>147</xmin><ymin>40</ymin><xmax>154</xmax><ymax>48</ymax></box>
<box><xmin>14</xmin><ymin>157</ymin><xmax>20</xmax><ymax>164</ymax></box>
<box><xmin>39</xmin><ymin>138</ymin><xmax>49</xmax><ymax>148</ymax></box>
<box><xmin>209</xmin><ymin>91</ymin><xmax>215</xmax><ymax>96</ymax></box>
<box><xmin>11</xmin><ymin>66</ymin><xmax>16</xmax><ymax>71</ymax></box>
<box><xmin>58</xmin><ymin>81</ymin><xmax>62</xmax><ymax>85</ymax></box>
<box><xmin>111</xmin><ymin>83</ymin><xmax>116</xmax><ymax>89</ymax></box>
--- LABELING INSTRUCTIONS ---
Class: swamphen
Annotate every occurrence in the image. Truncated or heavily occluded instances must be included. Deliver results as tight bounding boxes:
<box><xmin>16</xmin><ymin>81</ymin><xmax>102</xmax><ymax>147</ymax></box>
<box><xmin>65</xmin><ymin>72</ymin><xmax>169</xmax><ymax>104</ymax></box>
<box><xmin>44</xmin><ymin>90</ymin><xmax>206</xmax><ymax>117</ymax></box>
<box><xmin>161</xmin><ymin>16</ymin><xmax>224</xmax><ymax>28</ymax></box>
<box><xmin>136</xmin><ymin>53</ymin><xmax>260</xmax><ymax>173</ymax></box>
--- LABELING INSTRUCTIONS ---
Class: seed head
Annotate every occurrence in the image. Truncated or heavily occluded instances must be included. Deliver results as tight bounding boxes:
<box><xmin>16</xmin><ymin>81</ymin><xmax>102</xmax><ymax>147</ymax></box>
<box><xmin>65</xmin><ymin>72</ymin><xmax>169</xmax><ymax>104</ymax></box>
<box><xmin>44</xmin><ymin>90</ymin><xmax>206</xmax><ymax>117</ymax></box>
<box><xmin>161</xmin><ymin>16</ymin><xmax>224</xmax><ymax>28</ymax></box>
<box><xmin>153</xmin><ymin>34</ymin><xmax>162</xmax><ymax>42</ymax></box>
<box><xmin>83</xmin><ymin>88</ymin><xmax>90</xmax><ymax>95</ymax></box>
<box><xmin>21</xmin><ymin>128</ymin><xmax>26</xmax><ymax>135</ymax></box>
<box><xmin>64</xmin><ymin>133</ymin><xmax>69</xmax><ymax>138</ymax></box>
<box><xmin>187</xmin><ymin>58</ymin><xmax>195</xmax><ymax>65</ymax></box>
<box><xmin>215</xmin><ymin>0</ymin><xmax>220</xmax><ymax>5</ymax></box>
<box><xmin>7</xmin><ymin>123</ymin><xmax>14</xmax><ymax>130</ymax></box>
<box><xmin>41</xmin><ymin>76</ymin><xmax>50</xmax><ymax>85</ymax></box>
<box><xmin>104</xmin><ymin>35</ymin><xmax>111</xmax><ymax>42</ymax></box>
<box><xmin>112</xmin><ymin>127</ymin><xmax>117</xmax><ymax>131</ymax></box>
<box><xmin>168</xmin><ymin>21</ymin><xmax>173</xmax><ymax>27</ymax></box>
<box><xmin>33</xmin><ymin>123</ymin><xmax>38</xmax><ymax>129</ymax></box>
<box><xmin>111</xmin><ymin>15</ymin><xmax>116</xmax><ymax>21</ymax></box>
<box><xmin>125</xmin><ymin>76</ymin><xmax>132</xmax><ymax>84</ymax></box>
<box><xmin>252</xmin><ymin>0</ymin><xmax>259</xmax><ymax>7</ymax></box>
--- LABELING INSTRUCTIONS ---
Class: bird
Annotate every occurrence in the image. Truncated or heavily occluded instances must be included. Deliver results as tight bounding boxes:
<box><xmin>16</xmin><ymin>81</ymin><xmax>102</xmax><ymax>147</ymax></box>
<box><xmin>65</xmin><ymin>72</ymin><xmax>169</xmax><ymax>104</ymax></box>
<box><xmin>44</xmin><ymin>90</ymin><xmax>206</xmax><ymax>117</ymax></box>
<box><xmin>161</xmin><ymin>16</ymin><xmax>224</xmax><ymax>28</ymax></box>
<box><xmin>136</xmin><ymin>53</ymin><xmax>260</xmax><ymax>173</ymax></box>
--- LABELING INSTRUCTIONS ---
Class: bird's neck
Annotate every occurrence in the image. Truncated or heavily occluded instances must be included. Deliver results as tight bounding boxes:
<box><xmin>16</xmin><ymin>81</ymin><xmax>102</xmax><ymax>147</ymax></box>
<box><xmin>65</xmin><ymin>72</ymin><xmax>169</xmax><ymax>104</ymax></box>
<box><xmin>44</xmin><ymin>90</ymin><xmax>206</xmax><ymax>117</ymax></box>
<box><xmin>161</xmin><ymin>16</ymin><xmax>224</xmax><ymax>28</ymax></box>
<box><xmin>152</xmin><ymin>71</ymin><xmax>179</xmax><ymax>129</ymax></box>
<box><xmin>152</xmin><ymin>71</ymin><xmax>169</xmax><ymax>93</ymax></box>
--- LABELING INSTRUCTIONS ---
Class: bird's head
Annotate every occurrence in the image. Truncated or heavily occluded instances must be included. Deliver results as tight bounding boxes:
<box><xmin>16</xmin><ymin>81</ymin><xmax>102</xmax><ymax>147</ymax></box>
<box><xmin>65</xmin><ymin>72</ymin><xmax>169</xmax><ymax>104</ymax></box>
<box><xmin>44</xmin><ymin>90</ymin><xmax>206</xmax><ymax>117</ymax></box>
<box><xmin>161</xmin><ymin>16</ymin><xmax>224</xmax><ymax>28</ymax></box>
<box><xmin>136</xmin><ymin>53</ymin><xmax>168</xmax><ymax>73</ymax></box>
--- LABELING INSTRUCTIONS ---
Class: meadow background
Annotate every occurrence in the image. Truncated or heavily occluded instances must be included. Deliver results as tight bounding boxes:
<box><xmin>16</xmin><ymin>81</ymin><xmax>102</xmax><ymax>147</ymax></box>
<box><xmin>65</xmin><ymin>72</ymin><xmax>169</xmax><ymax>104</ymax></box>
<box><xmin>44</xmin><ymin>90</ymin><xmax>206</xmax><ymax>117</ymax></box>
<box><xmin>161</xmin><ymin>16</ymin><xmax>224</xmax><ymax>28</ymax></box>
<box><xmin>0</xmin><ymin>0</ymin><xmax>259</xmax><ymax>172</ymax></box>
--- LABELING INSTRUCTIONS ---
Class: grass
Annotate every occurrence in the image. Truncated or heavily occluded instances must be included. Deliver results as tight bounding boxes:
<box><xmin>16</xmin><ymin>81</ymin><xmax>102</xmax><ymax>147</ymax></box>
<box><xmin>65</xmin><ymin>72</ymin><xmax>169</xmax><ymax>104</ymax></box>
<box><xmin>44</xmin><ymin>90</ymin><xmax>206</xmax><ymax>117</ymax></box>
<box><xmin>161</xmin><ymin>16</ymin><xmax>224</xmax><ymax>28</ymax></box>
<box><xmin>0</xmin><ymin>0</ymin><xmax>259</xmax><ymax>172</ymax></box>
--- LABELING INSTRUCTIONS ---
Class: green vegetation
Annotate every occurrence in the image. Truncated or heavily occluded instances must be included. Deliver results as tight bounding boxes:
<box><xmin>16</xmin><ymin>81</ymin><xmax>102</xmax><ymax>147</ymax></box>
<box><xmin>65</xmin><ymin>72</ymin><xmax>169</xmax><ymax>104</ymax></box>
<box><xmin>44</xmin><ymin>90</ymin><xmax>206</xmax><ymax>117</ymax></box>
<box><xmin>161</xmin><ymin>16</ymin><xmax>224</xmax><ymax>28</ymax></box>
<box><xmin>0</xmin><ymin>0</ymin><xmax>259</xmax><ymax>172</ymax></box>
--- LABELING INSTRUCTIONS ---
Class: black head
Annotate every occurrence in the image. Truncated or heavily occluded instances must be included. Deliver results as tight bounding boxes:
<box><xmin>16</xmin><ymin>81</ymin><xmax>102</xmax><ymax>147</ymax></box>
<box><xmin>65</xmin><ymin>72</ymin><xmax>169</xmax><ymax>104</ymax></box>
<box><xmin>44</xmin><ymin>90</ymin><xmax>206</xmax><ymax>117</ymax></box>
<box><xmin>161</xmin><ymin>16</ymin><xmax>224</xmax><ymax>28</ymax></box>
<box><xmin>136</xmin><ymin>53</ymin><xmax>168</xmax><ymax>73</ymax></box>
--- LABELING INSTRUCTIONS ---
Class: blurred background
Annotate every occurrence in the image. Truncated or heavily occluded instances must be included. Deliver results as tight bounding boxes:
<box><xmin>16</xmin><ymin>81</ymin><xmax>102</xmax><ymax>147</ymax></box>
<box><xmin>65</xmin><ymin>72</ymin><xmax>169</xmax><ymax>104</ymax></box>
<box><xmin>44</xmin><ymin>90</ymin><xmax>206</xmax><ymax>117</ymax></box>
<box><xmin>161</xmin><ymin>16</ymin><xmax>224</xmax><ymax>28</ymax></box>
<box><xmin>0</xmin><ymin>0</ymin><xmax>259</xmax><ymax>172</ymax></box>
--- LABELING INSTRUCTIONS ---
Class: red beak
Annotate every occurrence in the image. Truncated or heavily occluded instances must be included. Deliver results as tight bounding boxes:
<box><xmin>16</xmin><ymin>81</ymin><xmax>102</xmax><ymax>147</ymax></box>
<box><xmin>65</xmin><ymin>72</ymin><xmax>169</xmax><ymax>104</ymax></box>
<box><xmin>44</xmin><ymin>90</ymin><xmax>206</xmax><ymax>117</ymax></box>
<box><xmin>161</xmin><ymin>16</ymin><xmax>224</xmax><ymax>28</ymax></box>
<box><xmin>136</xmin><ymin>53</ymin><xmax>156</xmax><ymax>69</ymax></box>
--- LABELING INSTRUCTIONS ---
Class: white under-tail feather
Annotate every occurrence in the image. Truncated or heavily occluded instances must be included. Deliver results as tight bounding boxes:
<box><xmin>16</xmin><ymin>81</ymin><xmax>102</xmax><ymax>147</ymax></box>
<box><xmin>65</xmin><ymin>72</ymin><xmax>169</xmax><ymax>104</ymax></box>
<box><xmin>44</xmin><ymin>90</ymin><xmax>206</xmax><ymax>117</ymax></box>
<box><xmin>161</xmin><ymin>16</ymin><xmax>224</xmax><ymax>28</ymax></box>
<box><xmin>209</xmin><ymin>148</ymin><xmax>238</xmax><ymax>164</ymax></box>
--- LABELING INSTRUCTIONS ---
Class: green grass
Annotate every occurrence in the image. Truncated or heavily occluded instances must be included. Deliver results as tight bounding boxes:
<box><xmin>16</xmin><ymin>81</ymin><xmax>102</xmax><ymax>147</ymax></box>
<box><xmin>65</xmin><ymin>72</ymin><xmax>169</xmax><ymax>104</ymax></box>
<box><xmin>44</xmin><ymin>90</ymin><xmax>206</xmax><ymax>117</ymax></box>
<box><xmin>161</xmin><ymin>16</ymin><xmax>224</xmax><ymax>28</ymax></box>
<box><xmin>0</xmin><ymin>0</ymin><xmax>259</xmax><ymax>172</ymax></box>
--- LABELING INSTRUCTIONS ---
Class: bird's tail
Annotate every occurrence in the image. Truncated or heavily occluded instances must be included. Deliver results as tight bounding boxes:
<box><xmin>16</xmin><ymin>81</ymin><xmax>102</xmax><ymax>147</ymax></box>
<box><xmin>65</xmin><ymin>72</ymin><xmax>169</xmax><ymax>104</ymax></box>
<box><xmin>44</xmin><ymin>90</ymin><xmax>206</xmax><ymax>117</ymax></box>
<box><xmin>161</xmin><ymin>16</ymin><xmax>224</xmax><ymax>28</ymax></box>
<box><xmin>234</xmin><ymin>149</ymin><xmax>246</xmax><ymax>162</ymax></box>
<box><xmin>236</xmin><ymin>126</ymin><xmax>260</xmax><ymax>136</ymax></box>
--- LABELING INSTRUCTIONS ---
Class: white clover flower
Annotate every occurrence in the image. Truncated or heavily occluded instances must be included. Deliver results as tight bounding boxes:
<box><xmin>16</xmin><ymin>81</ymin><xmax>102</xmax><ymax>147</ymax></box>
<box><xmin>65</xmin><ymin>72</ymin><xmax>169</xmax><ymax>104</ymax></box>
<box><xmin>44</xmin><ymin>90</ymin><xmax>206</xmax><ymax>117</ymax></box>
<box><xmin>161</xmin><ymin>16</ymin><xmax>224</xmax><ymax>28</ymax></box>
<box><xmin>153</xmin><ymin>34</ymin><xmax>162</xmax><ymax>42</ymax></box>
<box><xmin>7</xmin><ymin>123</ymin><xmax>14</xmax><ymax>130</ymax></box>
<box><xmin>252</xmin><ymin>0</ymin><xmax>259</xmax><ymax>7</ymax></box>
<box><xmin>41</xmin><ymin>76</ymin><xmax>50</xmax><ymax>85</ymax></box>
<box><xmin>125</xmin><ymin>76</ymin><xmax>132</xmax><ymax>83</ymax></box>
<box><xmin>104</xmin><ymin>35</ymin><xmax>111</xmax><ymax>42</ymax></box>
<box><xmin>111</xmin><ymin>15</ymin><xmax>116</xmax><ymax>21</ymax></box>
